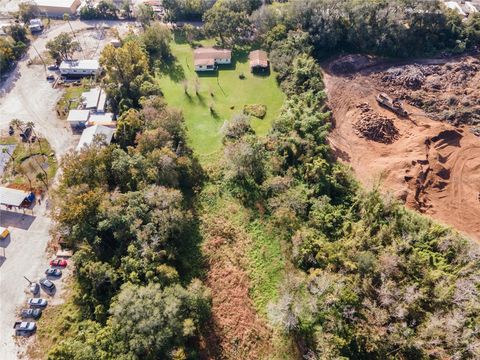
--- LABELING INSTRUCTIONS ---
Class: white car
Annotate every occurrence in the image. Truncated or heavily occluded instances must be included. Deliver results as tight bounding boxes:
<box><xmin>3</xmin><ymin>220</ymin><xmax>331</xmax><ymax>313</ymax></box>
<box><xmin>28</xmin><ymin>298</ymin><xmax>47</xmax><ymax>308</ymax></box>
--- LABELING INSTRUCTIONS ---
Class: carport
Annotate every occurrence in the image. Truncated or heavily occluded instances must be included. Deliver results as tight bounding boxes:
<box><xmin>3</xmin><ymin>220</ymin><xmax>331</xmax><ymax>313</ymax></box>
<box><xmin>0</xmin><ymin>187</ymin><xmax>31</xmax><ymax>210</ymax></box>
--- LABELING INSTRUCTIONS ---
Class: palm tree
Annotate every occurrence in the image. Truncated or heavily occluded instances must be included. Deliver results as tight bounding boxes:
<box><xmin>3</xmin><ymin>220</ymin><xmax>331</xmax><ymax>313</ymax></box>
<box><xmin>63</xmin><ymin>13</ymin><xmax>86</xmax><ymax>59</ymax></box>
<box><xmin>26</xmin><ymin>122</ymin><xmax>49</xmax><ymax>190</ymax></box>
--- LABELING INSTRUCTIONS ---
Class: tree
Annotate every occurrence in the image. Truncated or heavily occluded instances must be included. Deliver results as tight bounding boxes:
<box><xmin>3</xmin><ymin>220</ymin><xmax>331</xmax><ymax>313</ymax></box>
<box><xmin>135</xmin><ymin>3</ymin><xmax>154</xmax><ymax>27</ymax></box>
<box><xmin>141</xmin><ymin>22</ymin><xmax>172</xmax><ymax>62</ymax></box>
<box><xmin>100</xmin><ymin>40</ymin><xmax>152</xmax><ymax>112</ymax></box>
<box><xmin>107</xmin><ymin>281</ymin><xmax>210</xmax><ymax>359</ymax></box>
<box><xmin>203</xmin><ymin>3</ymin><xmax>251</xmax><ymax>47</ymax></box>
<box><xmin>17</xmin><ymin>1</ymin><xmax>39</xmax><ymax>22</ymax></box>
<box><xmin>46</xmin><ymin>32</ymin><xmax>80</xmax><ymax>64</ymax></box>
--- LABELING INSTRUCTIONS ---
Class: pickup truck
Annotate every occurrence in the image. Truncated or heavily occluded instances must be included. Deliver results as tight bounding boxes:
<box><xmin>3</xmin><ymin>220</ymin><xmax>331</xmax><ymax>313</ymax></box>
<box><xmin>13</xmin><ymin>321</ymin><xmax>36</xmax><ymax>336</ymax></box>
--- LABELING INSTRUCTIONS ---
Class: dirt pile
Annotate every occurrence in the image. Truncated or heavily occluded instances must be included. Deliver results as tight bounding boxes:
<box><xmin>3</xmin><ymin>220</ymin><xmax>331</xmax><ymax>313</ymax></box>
<box><xmin>372</xmin><ymin>58</ymin><xmax>480</xmax><ymax>126</ymax></box>
<box><xmin>324</xmin><ymin>55</ymin><xmax>480</xmax><ymax>241</ymax></box>
<box><xmin>382</xmin><ymin>65</ymin><xmax>426</xmax><ymax>90</ymax></box>
<box><xmin>353</xmin><ymin>103</ymin><xmax>399</xmax><ymax>143</ymax></box>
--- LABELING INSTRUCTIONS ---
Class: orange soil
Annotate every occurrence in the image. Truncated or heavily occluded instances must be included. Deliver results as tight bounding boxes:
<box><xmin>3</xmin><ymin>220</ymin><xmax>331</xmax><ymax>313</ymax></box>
<box><xmin>200</xmin><ymin>212</ymin><xmax>274</xmax><ymax>359</ymax></box>
<box><xmin>324</xmin><ymin>59</ymin><xmax>480</xmax><ymax>241</ymax></box>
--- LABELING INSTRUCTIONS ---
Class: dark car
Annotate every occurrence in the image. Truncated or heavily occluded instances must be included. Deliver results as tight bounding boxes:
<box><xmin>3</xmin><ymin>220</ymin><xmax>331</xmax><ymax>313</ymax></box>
<box><xmin>40</xmin><ymin>278</ymin><xmax>55</xmax><ymax>292</ymax></box>
<box><xmin>45</xmin><ymin>268</ymin><xmax>62</xmax><ymax>277</ymax></box>
<box><xmin>27</xmin><ymin>298</ymin><xmax>47</xmax><ymax>308</ymax></box>
<box><xmin>20</xmin><ymin>308</ymin><xmax>42</xmax><ymax>319</ymax></box>
<box><xmin>29</xmin><ymin>282</ymin><xmax>40</xmax><ymax>295</ymax></box>
<box><xmin>14</xmin><ymin>321</ymin><xmax>36</xmax><ymax>336</ymax></box>
<box><xmin>46</xmin><ymin>74</ymin><xmax>55</xmax><ymax>81</ymax></box>
<box><xmin>50</xmin><ymin>259</ymin><xmax>67</xmax><ymax>268</ymax></box>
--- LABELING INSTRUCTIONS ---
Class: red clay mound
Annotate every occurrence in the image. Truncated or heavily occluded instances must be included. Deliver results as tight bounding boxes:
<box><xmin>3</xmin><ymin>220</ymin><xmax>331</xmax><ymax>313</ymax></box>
<box><xmin>324</xmin><ymin>56</ymin><xmax>480</xmax><ymax>241</ymax></box>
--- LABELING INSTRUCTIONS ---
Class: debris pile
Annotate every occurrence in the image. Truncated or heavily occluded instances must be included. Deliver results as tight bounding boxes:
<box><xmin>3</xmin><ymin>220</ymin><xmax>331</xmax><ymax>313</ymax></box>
<box><xmin>354</xmin><ymin>103</ymin><xmax>399</xmax><ymax>143</ymax></box>
<box><xmin>382</xmin><ymin>65</ymin><xmax>426</xmax><ymax>90</ymax></box>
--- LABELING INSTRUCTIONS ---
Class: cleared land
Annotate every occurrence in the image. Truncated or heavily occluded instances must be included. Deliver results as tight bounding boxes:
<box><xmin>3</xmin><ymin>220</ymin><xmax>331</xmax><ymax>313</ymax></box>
<box><xmin>157</xmin><ymin>39</ymin><xmax>284</xmax><ymax>163</ymax></box>
<box><xmin>324</xmin><ymin>55</ymin><xmax>480</xmax><ymax>241</ymax></box>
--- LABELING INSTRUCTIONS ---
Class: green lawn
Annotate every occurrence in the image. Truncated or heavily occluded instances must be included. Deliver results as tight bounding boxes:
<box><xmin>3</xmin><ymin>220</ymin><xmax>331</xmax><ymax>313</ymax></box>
<box><xmin>157</xmin><ymin>39</ymin><xmax>284</xmax><ymax>163</ymax></box>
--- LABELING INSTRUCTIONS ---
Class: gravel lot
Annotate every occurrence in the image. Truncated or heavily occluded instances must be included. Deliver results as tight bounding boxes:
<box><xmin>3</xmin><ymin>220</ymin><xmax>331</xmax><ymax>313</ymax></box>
<box><xmin>0</xmin><ymin>203</ymin><xmax>52</xmax><ymax>359</ymax></box>
<box><xmin>0</xmin><ymin>19</ymin><xmax>132</xmax><ymax>359</ymax></box>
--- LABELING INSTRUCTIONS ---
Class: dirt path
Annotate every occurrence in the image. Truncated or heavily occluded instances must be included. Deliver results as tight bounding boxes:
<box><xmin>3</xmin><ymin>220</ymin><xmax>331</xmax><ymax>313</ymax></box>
<box><xmin>324</xmin><ymin>57</ymin><xmax>480</xmax><ymax>241</ymax></box>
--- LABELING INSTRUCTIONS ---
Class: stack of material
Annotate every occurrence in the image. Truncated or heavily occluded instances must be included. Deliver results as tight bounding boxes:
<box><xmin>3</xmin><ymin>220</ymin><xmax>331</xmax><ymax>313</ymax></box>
<box><xmin>354</xmin><ymin>103</ymin><xmax>399</xmax><ymax>144</ymax></box>
<box><xmin>382</xmin><ymin>65</ymin><xmax>426</xmax><ymax>90</ymax></box>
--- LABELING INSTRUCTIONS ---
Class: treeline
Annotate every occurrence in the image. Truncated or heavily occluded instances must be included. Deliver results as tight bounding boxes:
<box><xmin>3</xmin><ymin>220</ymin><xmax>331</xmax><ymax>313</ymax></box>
<box><xmin>0</xmin><ymin>24</ymin><xmax>29</xmax><ymax>75</ymax></box>
<box><xmin>47</xmin><ymin>38</ymin><xmax>209</xmax><ymax>360</ymax></box>
<box><xmin>214</xmin><ymin>26</ymin><xmax>480</xmax><ymax>359</ymax></box>
<box><xmin>250</xmin><ymin>0</ymin><xmax>480</xmax><ymax>57</ymax></box>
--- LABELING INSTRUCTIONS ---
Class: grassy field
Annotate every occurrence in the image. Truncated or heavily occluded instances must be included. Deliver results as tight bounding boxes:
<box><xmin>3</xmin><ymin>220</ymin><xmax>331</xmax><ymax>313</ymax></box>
<box><xmin>157</xmin><ymin>38</ymin><xmax>284</xmax><ymax>163</ymax></box>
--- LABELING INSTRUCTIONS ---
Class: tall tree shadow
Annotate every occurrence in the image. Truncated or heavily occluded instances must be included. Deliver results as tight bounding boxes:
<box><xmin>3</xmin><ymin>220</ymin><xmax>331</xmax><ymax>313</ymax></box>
<box><xmin>159</xmin><ymin>58</ymin><xmax>186</xmax><ymax>83</ymax></box>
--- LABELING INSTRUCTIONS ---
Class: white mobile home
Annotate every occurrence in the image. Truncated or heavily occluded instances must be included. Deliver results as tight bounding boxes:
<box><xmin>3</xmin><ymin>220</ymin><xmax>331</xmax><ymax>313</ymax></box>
<box><xmin>60</xmin><ymin>60</ymin><xmax>100</xmax><ymax>77</ymax></box>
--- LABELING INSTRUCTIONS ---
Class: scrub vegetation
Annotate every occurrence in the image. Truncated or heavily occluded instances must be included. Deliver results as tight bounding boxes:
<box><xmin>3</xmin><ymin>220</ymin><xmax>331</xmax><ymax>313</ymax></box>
<box><xmin>40</xmin><ymin>1</ymin><xmax>480</xmax><ymax>359</ymax></box>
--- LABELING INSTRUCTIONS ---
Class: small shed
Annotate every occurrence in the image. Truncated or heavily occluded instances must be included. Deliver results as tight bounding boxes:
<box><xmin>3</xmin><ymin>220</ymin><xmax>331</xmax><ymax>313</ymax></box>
<box><xmin>81</xmin><ymin>88</ymin><xmax>101</xmax><ymax>110</ymax></box>
<box><xmin>249</xmin><ymin>50</ymin><xmax>269</xmax><ymax>71</ymax></box>
<box><xmin>67</xmin><ymin>109</ymin><xmax>90</xmax><ymax>127</ymax></box>
<box><xmin>76</xmin><ymin>125</ymin><xmax>115</xmax><ymax>151</ymax></box>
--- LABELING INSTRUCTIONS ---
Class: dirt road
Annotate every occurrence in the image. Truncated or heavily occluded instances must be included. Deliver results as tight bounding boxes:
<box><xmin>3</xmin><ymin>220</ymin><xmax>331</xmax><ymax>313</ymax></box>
<box><xmin>0</xmin><ymin>204</ymin><xmax>52</xmax><ymax>360</ymax></box>
<box><xmin>324</xmin><ymin>56</ymin><xmax>480</xmax><ymax>241</ymax></box>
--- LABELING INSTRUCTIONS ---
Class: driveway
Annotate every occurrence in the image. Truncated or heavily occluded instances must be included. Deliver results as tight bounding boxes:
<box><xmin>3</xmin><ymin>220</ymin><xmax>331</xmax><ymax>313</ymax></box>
<box><xmin>0</xmin><ymin>203</ymin><xmax>52</xmax><ymax>360</ymax></box>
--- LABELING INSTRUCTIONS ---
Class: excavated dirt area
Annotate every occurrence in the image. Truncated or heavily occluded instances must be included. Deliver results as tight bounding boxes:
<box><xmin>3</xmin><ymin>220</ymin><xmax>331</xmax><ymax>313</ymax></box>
<box><xmin>324</xmin><ymin>55</ymin><xmax>480</xmax><ymax>241</ymax></box>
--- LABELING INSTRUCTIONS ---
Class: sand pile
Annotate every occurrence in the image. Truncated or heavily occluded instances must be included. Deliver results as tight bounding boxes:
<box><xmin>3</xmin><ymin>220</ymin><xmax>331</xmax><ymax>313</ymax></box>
<box><xmin>354</xmin><ymin>103</ymin><xmax>399</xmax><ymax>143</ymax></box>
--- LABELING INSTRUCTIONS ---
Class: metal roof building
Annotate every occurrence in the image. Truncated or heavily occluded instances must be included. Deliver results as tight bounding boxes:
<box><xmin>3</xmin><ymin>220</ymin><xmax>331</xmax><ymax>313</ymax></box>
<box><xmin>0</xmin><ymin>187</ymin><xmax>29</xmax><ymax>207</ymax></box>
<box><xmin>35</xmin><ymin>0</ymin><xmax>81</xmax><ymax>17</ymax></box>
<box><xmin>76</xmin><ymin>125</ymin><xmax>115</xmax><ymax>151</ymax></box>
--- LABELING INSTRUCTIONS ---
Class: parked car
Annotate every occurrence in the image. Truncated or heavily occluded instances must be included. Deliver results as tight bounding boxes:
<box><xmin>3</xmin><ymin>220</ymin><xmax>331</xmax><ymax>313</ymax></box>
<box><xmin>20</xmin><ymin>308</ymin><xmax>42</xmax><ymax>319</ymax></box>
<box><xmin>29</xmin><ymin>282</ymin><xmax>40</xmax><ymax>295</ymax></box>
<box><xmin>40</xmin><ymin>278</ymin><xmax>55</xmax><ymax>292</ymax></box>
<box><xmin>0</xmin><ymin>226</ymin><xmax>9</xmax><ymax>240</ymax></box>
<box><xmin>46</xmin><ymin>74</ymin><xmax>55</xmax><ymax>81</ymax></box>
<box><xmin>14</xmin><ymin>321</ymin><xmax>36</xmax><ymax>336</ymax></box>
<box><xmin>28</xmin><ymin>298</ymin><xmax>47</xmax><ymax>308</ymax></box>
<box><xmin>45</xmin><ymin>268</ymin><xmax>62</xmax><ymax>277</ymax></box>
<box><xmin>47</xmin><ymin>64</ymin><xmax>58</xmax><ymax>71</ymax></box>
<box><xmin>50</xmin><ymin>259</ymin><xmax>68</xmax><ymax>268</ymax></box>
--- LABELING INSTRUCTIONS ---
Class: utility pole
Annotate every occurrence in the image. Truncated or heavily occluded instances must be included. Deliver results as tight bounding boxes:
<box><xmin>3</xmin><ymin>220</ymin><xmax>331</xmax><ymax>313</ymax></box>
<box><xmin>31</xmin><ymin>42</ymin><xmax>47</xmax><ymax>74</ymax></box>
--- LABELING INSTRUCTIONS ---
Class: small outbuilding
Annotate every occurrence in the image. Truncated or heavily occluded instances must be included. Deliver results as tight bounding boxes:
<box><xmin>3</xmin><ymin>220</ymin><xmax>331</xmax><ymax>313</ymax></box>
<box><xmin>194</xmin><ymin>48</ymin><xmax>231</xmax><ymax>72</ymax></box>
<box><xmin>60</xmin><ymin>60</ymin><xmax>100</xmax><ymax>77</ymax></box>
<box><xmin>35</xmin><ymin>0</ymin><xmax>81</xmax><ymax>17</ymax></box>
<box><xmin>249</xmin><ymin>50</ymin><xmax>269</xmax><ymax>71</ymax></box>
<box><xmin>67</xmin><ymin>109</ymin><xmax>90</xmax><ymax>127</ymax></box>
<box><xmin>0</xmin><ymin>187</ymin><xmax>31</xmax><ymax>208</ymax></box>
<box><xmin>76</xmin><ymin>125</ymin><xmax>115</xmax><ymax>151</ymax></box>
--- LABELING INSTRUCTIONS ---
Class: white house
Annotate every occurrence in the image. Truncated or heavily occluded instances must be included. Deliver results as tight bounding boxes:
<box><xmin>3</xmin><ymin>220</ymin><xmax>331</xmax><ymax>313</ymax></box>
<box><xmin>67</xmin><ymin>109</ymin><xmax>90</xmax><ymax>127</ymax></box>
<box><xmin>193</xmin><ymin>48</ymin><xmax>232</xmax><ymax>71</ymax></box>
<box><xmin>76</xmin><ymin>125</ymin><xmax>115</xmax><ymax>151</ymax></box>
<box><xmin>60</xmin><ymin>60</ymin><xmax>100</xmax><ymax>77</ymax></box>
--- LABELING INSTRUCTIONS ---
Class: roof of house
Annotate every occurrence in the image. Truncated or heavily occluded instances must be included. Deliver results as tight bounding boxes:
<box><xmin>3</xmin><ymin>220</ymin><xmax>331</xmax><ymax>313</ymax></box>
<box><xmin>97</xmin><ymin>91</ymin><xmax>107</xmax><ymax>112</ymax></box>
<box><xmin>35</xmin><ymin>0</ymin><xmax>79</xmax><ymax>8</ymax></box>
<box><xmin>82</xmin><ymin>88</ymin><xmax>101</xmax><ymax>109</ymax></box>
<box><xmin>249</xmin><ymin>50</ymin><xmax>268</xmax><ymax>68</ymax></box>
<box><xmin>60</xmin><ymin>59</ymin><xmax>100</xmax><ymax>71</ymax></box>
<box><xmin>193</xmin><ymin>47</ymin><xmax>231</xmax><ymax>66</ymax></box>
<box><xmin>76</xmin><ymin>125</ymin><xmax>114</xmax><ymax>151</ymax></box>
<box><xmin>0</xmin><ymin>187</ymin><xmax>29</xmax><ymax>207</ymax></box>
<box><xmin>87</xmin><ymin>113</ymin><xmax>115</xmax><ymax>127</ymax></box>
<box><xmin>67</xmin><ymin>109</ymin><xmax>90</xmax><ymax>123</ymax></box>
